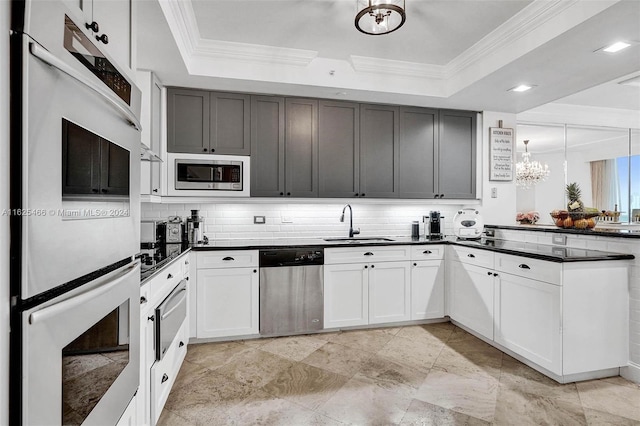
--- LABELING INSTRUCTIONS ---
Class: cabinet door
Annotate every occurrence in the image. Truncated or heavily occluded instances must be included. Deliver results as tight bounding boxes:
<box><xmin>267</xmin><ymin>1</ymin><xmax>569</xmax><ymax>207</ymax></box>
<box><xmin>324</xmin><ymin>264</ymin><xmax>369</xmax><ymax>328</ymax></box>
<box><xmin>167</xmin><ymin>88</ymin><xmax>210</xmax><ymax>154</ymax></box>
<box><xmin>399</xmin><ymin>107</ymin><xmax>438</xmax><ymax>198</ymax></box>
<box><xmin>411</xmin><ymin>260</ymin><xmax>445</xmax><ymax>320</ymax></box>
<box><xmin>437</xmin><ymin>110</ymin><xmax>477</xmax><ymax>199</ymax></box>
<box><xmin>100</xmin><ymin>139</ymin><xmax>130</xmax><ymax>196</ymax></box>
<box><xmin>285</xmin><ymin>98</ymin><xmax>318</xmax><ymax>197</ymax></box>
<box><xmin>318</xmin><ymin>101</ymin><xmax>360</xmax><ymax>197</ymax></box>
<box><xmin>210</xmin><ymin>92</ymin><xmax>251</xmax><ymax>155</ymax></box>
<box><xmin>196</xmin><ymin>268</ymin><xmax>259</xmax><ymax>338</ymax></box>
<box><xmin>150</xmin><ymin>78</ymin><xmax>162</xmax><ymax>195</ymax></box>
<box><xmin>92</xmin><ymin>0</ymin><xmax>132</xmax><ymax>72</ymax></box>
<box><xmin>250</xmin><ymin>96</ymin><xmax>285</xmax><ymax>196</ymax></box>
<box><xmin>494</xmin><ymin>273</ymin><xmax>561</xmax><ymax>375</ymax></box>
<box><xmin>360</xmin><ymin>104</ymin><xmax>399</xmax><ymax>198</ymax></box>
<box><xmin>449</xmin><ymin>261</ymin><xmax>494</xmax><ymax>340</ymax></box>
<box><xmin>62</xmin><ymin>119</ymin><xmax>101</xmax><ymax>197</ymax></box>
<box><xmin>137</xmin><ymin>314</ymin><xmax>154</xmax><ymax>426</ymax></box>
<box><xmin>369</xmin><ymin>261</ymin><xmax>411</xmax><ymax>324</ymax></box>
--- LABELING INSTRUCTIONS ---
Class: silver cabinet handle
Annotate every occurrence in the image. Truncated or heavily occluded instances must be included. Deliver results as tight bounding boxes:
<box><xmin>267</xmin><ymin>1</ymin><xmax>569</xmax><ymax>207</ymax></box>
<box><xmin>222</xmin><ymin>256</ymin><xmax>235</xmax><ymax>261</ymax></box>
<box><xmin>29</xmin><ymin>42</ymin><xmax>141</xmax><ymax>131</ymax></box>
<box><xmin>518</xmin><ymin>264</ymin><xmax>530</xmax><ymax>269</ymax></box>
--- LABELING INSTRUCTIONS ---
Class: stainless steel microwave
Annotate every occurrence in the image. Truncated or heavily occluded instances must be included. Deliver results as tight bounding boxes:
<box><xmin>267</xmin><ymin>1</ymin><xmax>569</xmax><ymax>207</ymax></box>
<box><xmin>175</xmin><ymin>158</ymin><xmax>243</xmax><ymax>190</ymax></box>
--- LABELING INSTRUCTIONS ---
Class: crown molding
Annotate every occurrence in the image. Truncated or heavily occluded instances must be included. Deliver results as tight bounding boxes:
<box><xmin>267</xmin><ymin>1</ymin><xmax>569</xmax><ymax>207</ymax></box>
<box><xmin>194</xmin><ymin>39</ymin><xmax>317</xmax><ymax>67</ymax></box>
<box><xmin>157</xmin><ymin>0</ymin><xmax>199</xmax><ymax>57</ymax></box>
<box><xmin>349</xmin><ymin>55</ymin><xmax>445</xmax><ymax>79</ymax></box>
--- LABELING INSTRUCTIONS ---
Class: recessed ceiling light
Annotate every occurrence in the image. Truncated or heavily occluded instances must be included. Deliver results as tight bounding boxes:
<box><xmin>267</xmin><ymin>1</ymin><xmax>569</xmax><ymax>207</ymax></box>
<box><xmin>509</xmin><ymin>85</ymin><xmax>534</xmax><ymax>92</ymax></box>
<box><xmin>603</xmin><ymin>41</ymin><xmax>631</xmax><ymax>53</ymax></box>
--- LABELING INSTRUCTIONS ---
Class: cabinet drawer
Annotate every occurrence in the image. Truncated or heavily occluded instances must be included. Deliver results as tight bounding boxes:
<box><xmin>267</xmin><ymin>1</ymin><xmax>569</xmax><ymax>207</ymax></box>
<box><xmin>139</xmin><ymin>283</ymin><xmax>151</xmax><ymax>316</ymax></box>
<box><xmin>410</xmin><ymin>245</ymin><xmax>444</xmax><ymax>260</ymax></box>
<box><xmin>451</xmin><ymin>246</ymin><xmax>494</xmax><ymax>269</ymax></box>
<box><xmin>182</xmin><ymin>253</ymin><xmax>192</xmax><ymax>277</ymax></box>
<box><xmin>495</xmin><ymin>254</ymin><xmax>561</xmax><ymax>285</ymax></box>
<box><xmin>197</xmin><ymin>250</ymin><xmax>259</xmax><ymax>268</ymax></box>
<box><xmin>150</xmin><ymin>320</ymin><xmax>188</xmax><ymax>424</ymax></box>
<box><xmin>148</xmin><ymin>260</ymin><xmax>183</xmax><ymax>306</ymax></box>
<box><xmin>325</xmin><ymin>245</ymin><xmax>411</xmax><ymax>264</ymax></box>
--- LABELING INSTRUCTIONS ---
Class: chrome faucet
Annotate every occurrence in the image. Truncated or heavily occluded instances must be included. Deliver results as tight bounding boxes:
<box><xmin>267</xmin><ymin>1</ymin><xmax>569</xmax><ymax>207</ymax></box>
<box><xmin>340</xmin><ymin>204</ymin><xmax>360</xmax><ymax>238</ymax></box>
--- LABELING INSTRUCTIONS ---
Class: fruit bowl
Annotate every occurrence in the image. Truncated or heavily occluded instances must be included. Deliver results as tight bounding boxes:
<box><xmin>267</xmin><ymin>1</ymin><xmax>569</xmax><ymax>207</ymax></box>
<box><xmin>549</xmin><ymin>211</ymin><xmax>599</xmax><ymax>229</ymax></box>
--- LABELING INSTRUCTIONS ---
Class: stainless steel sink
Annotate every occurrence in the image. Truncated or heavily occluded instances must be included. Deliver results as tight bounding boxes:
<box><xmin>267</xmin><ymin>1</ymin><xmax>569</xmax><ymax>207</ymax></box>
<box><xmin>323</xmin><ymin>237</ymin><xmax>395</xmax><ymax>243</ymax></box>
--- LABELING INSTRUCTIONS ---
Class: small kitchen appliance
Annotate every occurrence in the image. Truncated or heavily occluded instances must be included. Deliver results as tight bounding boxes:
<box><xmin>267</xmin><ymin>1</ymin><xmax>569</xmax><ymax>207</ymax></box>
<box><xmin>186</xmin><ymin>209</ymin><xmax>204</xmax><ymax>244</ymax></box>
<box><xmin>427</xmin><ymin>211</ymin><xmax>444</xmax><ymax>239</ymax></box>
<box><xmin>453</xmin><ymin>209</ymin><xmax>485</xmax><ymax>239</ymax></box>
<box><xmin>166</xmin><ymin>216</ymin><xmax>183</xmax><ymax>243</ymax></box>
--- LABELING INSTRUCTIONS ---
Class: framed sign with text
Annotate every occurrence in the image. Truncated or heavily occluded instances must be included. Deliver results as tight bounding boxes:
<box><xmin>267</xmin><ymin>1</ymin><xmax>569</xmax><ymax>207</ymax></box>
<box><xmin>489</xmin><ymin>127</ymin><xmax>514</xmax><ymax>181</ymax></box>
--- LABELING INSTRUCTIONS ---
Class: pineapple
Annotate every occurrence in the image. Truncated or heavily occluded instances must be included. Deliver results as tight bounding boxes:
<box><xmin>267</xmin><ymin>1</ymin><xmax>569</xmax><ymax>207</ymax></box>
<box><xmin>566</xmin><ymin>182</ymin><xmax>584</xmax><ymax>212</ymax></box>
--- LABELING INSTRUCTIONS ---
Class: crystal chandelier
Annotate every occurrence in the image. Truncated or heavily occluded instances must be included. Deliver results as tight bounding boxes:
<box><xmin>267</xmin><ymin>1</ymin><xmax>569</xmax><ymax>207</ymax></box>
<box><xmin>516</xmin><ymin>140</ymin><xmax>550</xmax><ymax>189</ymax></box>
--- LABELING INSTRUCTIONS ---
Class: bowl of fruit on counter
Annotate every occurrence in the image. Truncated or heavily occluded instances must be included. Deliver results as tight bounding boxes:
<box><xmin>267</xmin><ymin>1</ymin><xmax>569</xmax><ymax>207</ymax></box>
<box><xmin>550</xmin><ymin>182</ymin><xmax>600</xmax><ymax>229</ymax></box>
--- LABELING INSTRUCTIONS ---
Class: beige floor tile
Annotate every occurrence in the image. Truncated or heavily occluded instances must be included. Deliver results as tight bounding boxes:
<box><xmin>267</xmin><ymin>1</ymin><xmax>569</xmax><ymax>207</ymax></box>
<box><xmin>399</xmin><ymin>399</ymin><xmax>490</xmax><ymax>425</ymax></box>
<box><xmin>583</xmin><ymin>408</ymin><xmax>640</xmax><ymax>426</ymax></box>
<box><xmin>396</xmin><ymin>324</ymin><xmax>454</xmax><ymax>343</ymax></box>
<box><xmin>377</xmin><ymin>335</ymin><xmax>443</xmax><ymax>373</ymax></box>
<box><xmin>301</xmin><ymin>341</ymin><xmax>372</xmax><ymax>377</ymax></box>
<box><xmin>216</xmin><ymin>349</ymin><xmax>294</xmax><ymax>388</ymax></box>
<box><xmin>312</xmin><ymin>331</ymin><xmax>343</xmax><ymax>341</ymax></box>
<box><xmin>447</xmin><ymin>327</ymin><xmax>480</xmax><ymax>343</ymax></box>
<box><xmin>184</xmin><ymin>341</ymin><xmax>253</xmax><ymax>370</ymax></box>
<box><xmin>170</xmin><ymin>360</ymin><xmax>211</xmax><ymax>392</ymax></box>
<box><xmin>240</xmin><ymin>337</ymin><xmax>276</xmax><ymax>347</ymax></box>
<box><xmin>432</xmin><ymin>345</ymin><xmax>502</xmax><ymax>382</ymax></box>
<box><xmin>494</xmin><ymin>386</ymin><xmax>587</xmax><ymax>426</ymax></box>
<box><xmin>379</xmin><ymin>326</ymin><xmax>403</xmax><ymax>335</ymax></box>
<box><xmin>261</xmin><ymin>362</ymin><xmax>349</xmax><ymax>410</ymax></box>
<box><xmin>163</xmin><ymin>370</ymin><xmax>255</xmax><ymax>424</ymax></box>
<box><xmin>577</xmin><ymin>379</ymin><xmax>640</xmax><ymax>421</ymax></box>
<box><xmin>601</xmin><ymin>375</ymin><xmax>640</xmax><ymax>390</ymax></box>
<box><xmin>223</xmin><ymin>389</ymin><xmax>316</xmax><ymax>425</ymax></box>
<box><xmin>327</xmin><ymin>328</ymin><xmax>395</xmax><ymax>353</ymax></box>
<box><xmin>414</xmin><ymin>369</ymin><xmax>498</xmax><ymax>422</ymax></box>
<box><xmin>156</xmin><ymin>409</ymin><xmax>196</xmax><ymax>426</ymax></box>
<box><xmin>353</xmin><ymin>354</ymin><xmax>430</xmax><ymax>398</ymax></box>
<box><xmin>305</xmin><ymin>413</ymin><xmax>346</xmax><ymax>425</ymax></box>
<box><xmin>259</xmin><ymin>335</ymin><xmax>327</xmax><ymax>361</ymax></box>
<box><xmin>318</xmin><ymin>377</ymin><xmax>414</xmax><ymax>426</ymax></box>
<box><xmin>499</xmin><ymin>356</ymin><xmax>581</xmax><ymax>405</ymax></box>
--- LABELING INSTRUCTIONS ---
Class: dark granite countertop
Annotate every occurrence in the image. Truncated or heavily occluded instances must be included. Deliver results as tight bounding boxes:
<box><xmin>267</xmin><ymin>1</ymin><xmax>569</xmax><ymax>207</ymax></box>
<box><xmin>485</xmin><ymin>224</ymin><xmax>640</xmax><ymax>239</ymax></box>
<box><xmin>191</xmin><ymin>236</ymin><xmax>634</xmax><ymax>263</ymax></box>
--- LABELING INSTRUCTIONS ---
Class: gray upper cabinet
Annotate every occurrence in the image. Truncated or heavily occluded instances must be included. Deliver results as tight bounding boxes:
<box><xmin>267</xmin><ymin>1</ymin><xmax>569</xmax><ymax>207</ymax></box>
<box><xmin>360</xmin><ymin>104</ymin><xmax>399</xmax><ymax>198</ymax></box>
<box><xmin>318</xmin><ymin>101</ymin><xmax>360</xmax><ymax>198</ymax></box>
<box><xmin>398</xmin><ymin>107</ymin><xmax>438</xmax><ymax>199</ymax></box>
<box><xmin>250</xmin><ymin>96</ymin><xmax>285</xmax><ymax>197</ymax></box>
<box><xmin>167</xmin><ymin>89</ymin><xmax>250</xmax><ymax>155</ymax></box>
<box><xmin>285</xmin><ymin>98</ymin><xmax>318</xmax><ymax>197</ymax></box>
<box><xmin>210</xmin><ymin>92</ymin><xmax>251</xmax><ymax>155</ymax></box>
<box><xmin>167</xmin><ymin>88</ymin><xmax>210</xmax><ymax>154</ymax></box>
<box><xmin>438</xmin><ymin>109</ymin><xmax>477</xmax><ymax>199</ymax></box>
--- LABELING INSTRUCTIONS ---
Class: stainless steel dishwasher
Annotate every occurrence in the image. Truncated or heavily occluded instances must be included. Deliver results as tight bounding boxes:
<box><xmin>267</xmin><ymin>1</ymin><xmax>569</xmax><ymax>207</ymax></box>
<box><xmin>259</xmin><ymin>248</ymin><xmax>324</xmax><ymax>336</ymax></box>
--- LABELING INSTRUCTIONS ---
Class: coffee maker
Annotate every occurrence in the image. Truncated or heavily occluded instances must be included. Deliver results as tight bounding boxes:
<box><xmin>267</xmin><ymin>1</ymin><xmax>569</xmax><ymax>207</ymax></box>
<box><xmin>185</xmin><ymin>209</ymin><xmax>204</xmax><ymax>244</ymax></box>
<box><xmin>427</xmin><ymin>211</ymin><xmax>444</xmax><ymax>239</ymax></box>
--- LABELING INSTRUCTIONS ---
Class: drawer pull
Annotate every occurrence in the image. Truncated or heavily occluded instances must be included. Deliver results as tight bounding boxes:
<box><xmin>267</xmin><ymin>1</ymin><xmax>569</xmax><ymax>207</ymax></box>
<box><xmin>167</xmin><ymin>273</ymin><xmax>173</xmax><ymax>279</ymax></box>
<box><xmin>518</xmin><ymin>264</ymin><xmax>531</xmax><ymax>269</ymax></box>
<box><xmin>179</xmin><ymin>341</ymin><xmax>185</xmax><ymax>347</ymax></box>
<box><xmin>364</xmin><ymin>252</ymin><xmax>374</xmax><ymax>256</ymax></box>
<box><xmin>140</xmin><ymin>296</ymin><xmax>147</xmax><ymax>304</ymax></box>
<box><xmin>413</xmin><ymin>263</ymin><xmax>417</xmax><ymax>267</ymax></box>
<box><xmin>371</xmin><ymin>265</ymin><xmax>375</xmax><ymax>268</ymax></box>
<box><xmin>161</xmin><ymin>373</ymin><xmax>169</xmax><ymax>384</ymax></box>
<box><xmin>186</xmin><ymin>276</ymin><xmax>189</xmax><ymax>281</ymax></box>
<box><xmin>423</xmin><ymin>250</ymin><xmax>432</xmax><ymax>254</ymax></box>
<box><xmin>493</xmin><ymin>273</ymin><xmax>499</xmax><ymax>277</ymax></box>
<box><xmin>222</xmin><ymin>256</ymin><xmax>235</xmax><ymax>261</ymax></box>
<box><xmin>185</xmin><ymin>261</ymin><xmax>189</xmax><ymax>265</ymax></box>
<box><xmin>364</xmin><ymin>265</ymin><xmax>368</xmax><ymax>269</ymax></box>
<box><xmin>487</xmin><ymin>271</ymin><xmax>492</xmax><ymax>276</ymax></box>
<box><xmin>148</xmin><ymin>316</ymin><xmax>154</xmax><ymax>322</ymax></box>
<box><xmin>467</xmin><ymin>253</ymin><xmax>475</xmax><ymax>258</ymax></box>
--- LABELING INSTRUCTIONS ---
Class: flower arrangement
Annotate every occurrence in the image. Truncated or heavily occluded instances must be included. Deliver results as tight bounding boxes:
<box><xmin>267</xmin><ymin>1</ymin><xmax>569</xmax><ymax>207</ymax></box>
<box><xmin>516</xmin><ymin>211</ymin><xmax>540</xmax><ymax>225</ymax></box>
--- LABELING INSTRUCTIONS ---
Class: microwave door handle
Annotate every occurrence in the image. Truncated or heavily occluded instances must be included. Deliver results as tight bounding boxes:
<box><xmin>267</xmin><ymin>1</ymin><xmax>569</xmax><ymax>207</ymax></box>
<box><xmin>28</xmin><ymin>41</ymin><xmax>142</xmax><ymax>132</ymax></box>
<box><xmin>160</xmin><ymin>290</ymin><xmax>187</xmax><ymax>320</ymax></box>
<box><xmin>29</xmin><ymin>263</ymin><xmax>139</xmax><ymax>325</ymax></box>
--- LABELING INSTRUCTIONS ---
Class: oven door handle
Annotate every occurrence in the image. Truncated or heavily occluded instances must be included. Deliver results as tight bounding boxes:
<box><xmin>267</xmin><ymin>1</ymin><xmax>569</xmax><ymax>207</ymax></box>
<box><xmin>160</xmin><ymin>289</ymin><xmax>187</xmax><ymax>321</ymax></box>
<box><xmin>29</xmin><ymin>263</ymin><xmax>139</xmax><ymax>325</ymax></box>
<box><xmin>28</xmin><ymin>41</ymin><xmax>142</xmax><ymax>132</ymax></box>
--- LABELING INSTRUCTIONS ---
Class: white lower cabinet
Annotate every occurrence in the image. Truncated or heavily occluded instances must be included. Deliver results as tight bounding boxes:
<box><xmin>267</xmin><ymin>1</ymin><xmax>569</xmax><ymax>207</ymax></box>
<box><xmin>369</xmin><ymin>261</ymin><xmax>411</xmax><ymax>324</ymax></box>
<box><xmin>116</xmin><ymin>394</ymin><xmax>137</xmax><ymax>426</ymax></box>
<box><xmin>196</xmin><ymin>267</ymin><xmax>259</xmax><ymax>338</ymax></box>
<box><xmin>494</xmin><ymin>272</ymin><xmax>562</xmax><ymax>375</ymax></box>
<box><xmin>324</xmin><ymin>263</ymin><xmax>369</xmax><ymax>328</ymax></box>
<box><xmin>449</xmin><ymin>261</ymin><xmax>495</xmax><ymax>340</ymax></box>
<box><xmin>410</xmin><ymin>259</ymin><xmax>445</xmax><ymax>320</ymax></box>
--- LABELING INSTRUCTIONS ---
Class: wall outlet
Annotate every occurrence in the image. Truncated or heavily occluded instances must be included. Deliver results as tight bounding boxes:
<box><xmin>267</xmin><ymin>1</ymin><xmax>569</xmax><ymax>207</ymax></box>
<box><xmin>491</xmin><ymin>187</ymin><xmax>498</xmax><ymax>198</ymax></box>
<box><xmin>253</xmin><ymin>216</ymin><xmax>266</xmax><ymax>224</ymax></box>
<box><xmin>281</xmin><ymin>216</ymin><xmax>293</xmax><ymax>223</ymax></box>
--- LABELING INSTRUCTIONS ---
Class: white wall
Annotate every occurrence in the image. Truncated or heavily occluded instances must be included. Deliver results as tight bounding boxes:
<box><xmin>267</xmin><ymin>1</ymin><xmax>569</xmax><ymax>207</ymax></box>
<box><xmin>1</xmin><ymin>1</ymin><xmax>11</xmax><ymax>423</ymax></box>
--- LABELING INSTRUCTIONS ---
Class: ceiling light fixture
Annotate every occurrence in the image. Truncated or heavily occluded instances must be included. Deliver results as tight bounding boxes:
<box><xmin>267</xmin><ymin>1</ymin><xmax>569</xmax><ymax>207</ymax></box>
<box><xmin>355</xmin><ymin>0</ymin><xmax>406</xmax><ymax>35</ymax></box>
<box><xmin>602</xmin><ymin>41</ymin><xmax>631</xmax><ymax>53</ymax></box>
<box><xmin>509</xmin><ymin>84</ymin><xmax>534</xmax><ymax>92</ymax></box>
<box><xmin>516</xmin><ymin>140</ymin><xmax>550</xmax><ymax>189</ymax></box>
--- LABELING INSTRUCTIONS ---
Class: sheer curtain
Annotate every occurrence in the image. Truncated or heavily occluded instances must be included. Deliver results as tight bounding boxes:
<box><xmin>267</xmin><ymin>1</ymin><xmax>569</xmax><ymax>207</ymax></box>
<box><xmin>590</xmin><ymin>159</ymin><xmax>620</xmax><ymax>210</ymax></box>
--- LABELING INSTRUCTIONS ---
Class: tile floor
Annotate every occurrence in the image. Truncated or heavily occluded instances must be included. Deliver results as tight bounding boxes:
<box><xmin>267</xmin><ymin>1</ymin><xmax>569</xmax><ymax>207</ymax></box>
<box><xmin>158</xmin><ymin>323</ymin><xmax>640</xmax><ymax>425</ymax></box>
